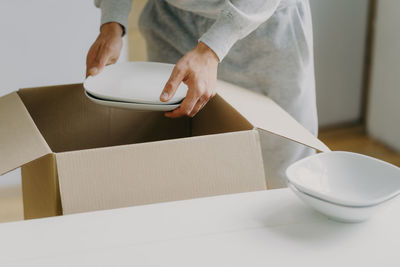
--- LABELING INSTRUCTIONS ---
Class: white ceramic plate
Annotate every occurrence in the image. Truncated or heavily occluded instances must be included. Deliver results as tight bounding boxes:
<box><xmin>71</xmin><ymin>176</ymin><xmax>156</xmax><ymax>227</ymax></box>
<box><xmin>84</xmin><ymin>62</ymin><xmax>188</xmax><ymax>105</ymax></box>
<box><xmin>288</xmin><ymin>181</ymin><xmax>382</xmax><ymax>223</ymax></box>
<box><xmin>85</xmin><ymin>91</ymin><xmax>180</xmax><ymax>112</ymax></box>
<box><xmin>286</xmin><ymin>151</ymin><xmax>400</xmax><ymax>207</ymax></box>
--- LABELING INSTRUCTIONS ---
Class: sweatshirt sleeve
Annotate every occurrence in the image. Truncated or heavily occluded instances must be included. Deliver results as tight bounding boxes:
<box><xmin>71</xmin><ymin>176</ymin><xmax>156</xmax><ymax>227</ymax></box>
<box><xmin>199</xmin><ymin>0</ymin><xmax>281</xmax><ymax>61</ymax></box>
<box><xmin>94</xmin><ymin>0</ymin><xmax>132</xmax><ymax>34</ymax></box>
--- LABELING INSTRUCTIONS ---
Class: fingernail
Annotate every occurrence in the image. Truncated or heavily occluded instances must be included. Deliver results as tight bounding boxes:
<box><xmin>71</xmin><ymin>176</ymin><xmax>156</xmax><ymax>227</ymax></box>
<box><xmin>89</xmin><ymin>67</ymin><xmax>98</xmax><ymax>75</ymax></box>
<box><xmin>160</xmin><ymin>92</ymin><xmax>169</xmax><ymax>101</ymax></box>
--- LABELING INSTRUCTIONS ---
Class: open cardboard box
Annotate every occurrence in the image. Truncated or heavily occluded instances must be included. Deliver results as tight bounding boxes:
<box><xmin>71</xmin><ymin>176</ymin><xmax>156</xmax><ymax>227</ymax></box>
<box><xmin>0</xmin><ymin>80</ymin><xmax>329</xmax><ymax>219</ymax></box>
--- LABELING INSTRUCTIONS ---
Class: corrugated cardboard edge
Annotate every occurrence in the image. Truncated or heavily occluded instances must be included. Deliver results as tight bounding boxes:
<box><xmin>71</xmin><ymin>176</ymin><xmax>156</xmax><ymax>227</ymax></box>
<box><xmin>0</xmin><ymin>92</ymin><xmax>51</xmax><ymax>175</ymax></box>
<box><xmin>216</xmin><ymin>80</ymin><xmax>331</xmax><ymax>152</ymax></box>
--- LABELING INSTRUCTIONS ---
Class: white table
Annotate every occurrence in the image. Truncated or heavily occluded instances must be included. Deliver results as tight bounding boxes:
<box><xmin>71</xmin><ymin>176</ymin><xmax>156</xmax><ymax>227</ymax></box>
<box><xmin>0</xmin><ymin>188</ymin><xmax>399</xmax><ymax>266</ymax></box>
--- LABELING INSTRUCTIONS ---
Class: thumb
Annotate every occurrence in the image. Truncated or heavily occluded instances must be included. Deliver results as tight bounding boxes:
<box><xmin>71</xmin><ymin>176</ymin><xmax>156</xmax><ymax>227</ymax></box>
<box><xmin>160</xmin><ymin>65</ymin><xmax>186</xmax><ymax>102</ymax></box>
<box><xmin>88</xmin><ymin>66</ymin><xmax>100</xmax><ymax>76</ymax></box>
<box><xmin>88</xmin><ymin>45</ymin><xmax>111</xmax><ymax>77</ymax></box>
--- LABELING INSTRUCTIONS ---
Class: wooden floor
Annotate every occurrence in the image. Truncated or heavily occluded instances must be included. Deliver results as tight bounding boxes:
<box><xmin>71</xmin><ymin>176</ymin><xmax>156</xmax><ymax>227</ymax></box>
<box><xmin>0</xmin><ymin>125</ymin><xmax>399</xmax><ymax>223</ymax></box>
<box><xmin>319</xmin><ymin>125</ymin><xmax>400</xmax><ymax>167</ymax></box>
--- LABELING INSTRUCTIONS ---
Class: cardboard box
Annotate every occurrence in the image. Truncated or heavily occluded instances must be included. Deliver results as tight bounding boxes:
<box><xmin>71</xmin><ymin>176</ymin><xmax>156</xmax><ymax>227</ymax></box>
<box><xmin>0</xmin><ymin>81</ymin><xmax>329</xmax><ymax>219</ymax></box>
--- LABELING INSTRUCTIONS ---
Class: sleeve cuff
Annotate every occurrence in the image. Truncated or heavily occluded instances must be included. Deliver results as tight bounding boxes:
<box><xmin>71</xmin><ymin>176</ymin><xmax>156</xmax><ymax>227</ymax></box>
<box><xmin>96</xmin><ymin>0</ymin><xmax>132</xmax><ymax>35</ymax></box>
<box><xmin>199</xmin><ymin>9</ymin><xmax>243</xmax><ymax>61</ymax></box>
<box><xmin>199</xmin><ymin>0</ymin><xmax>280</xmax><ymax>61</ymax></box>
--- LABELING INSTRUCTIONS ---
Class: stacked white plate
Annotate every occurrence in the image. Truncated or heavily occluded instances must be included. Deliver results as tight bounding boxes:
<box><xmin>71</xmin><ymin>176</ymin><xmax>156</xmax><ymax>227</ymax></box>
<box><xmin>84</xmin><ymin>62</ymin><xmax>188</xmax><ymax>111</ymax></box>
<box><xmin>286</xmin><ymin>151</ymin><xmax>400</xmax><ymax>223</ymax></box>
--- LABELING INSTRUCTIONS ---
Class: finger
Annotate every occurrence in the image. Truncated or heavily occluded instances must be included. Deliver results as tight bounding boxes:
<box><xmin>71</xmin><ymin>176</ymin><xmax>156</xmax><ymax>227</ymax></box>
<box><xmin>86</xmin><ymin>43</ymin><xmax>100</xmax><ymax>77</ymax></box>
<box><xmin>160</xmin><ymin>64</ymin><xmax>186</xmax><ymax>102</ymax></box>
<box><xmin>188</xmin><ymin>94</ymin><xmax>210</xmax><ymax>117</ymax></box>
<box><xmin>165</xmin><ymin>87</ymin><xmax>200</xmax><ymax>118</ymax></box>
<box><xmin>164</xmin><ymin>96</ymin><xmax>198</xmax><ymax>118</ymax></box>
<box><xmin>88</xmin><ymin>43</ymin><xmax>112</xmax><ymax>76</ymax></box>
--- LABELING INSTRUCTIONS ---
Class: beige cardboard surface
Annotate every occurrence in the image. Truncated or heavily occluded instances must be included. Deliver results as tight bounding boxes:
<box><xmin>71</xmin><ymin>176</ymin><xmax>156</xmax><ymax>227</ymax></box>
<box><xmin>216</xmin><ymin>80</ymin><xmax>331</xmax><ymax>152</ymax></box>
<box><xmin>21</xmin><ymin>154</ymin><xmax>61</xmax><ymax>219</ymax></box>
<box><xmin>192</xmin><ymin>95</ymin><xmax>253</xmax><ymax>136</ymax></box>
<box><xmin>56</xmin><ymin>130</ymin><xmax>266</xmax><ymax>214</ymax></box>
<box><xmin>0</xmin><ymin>92</ymin><xmax>51</xmax><ymax>175</ymax></box>
<box><xmin>1</xmin><ymin>81</ymin><xmax>329</xmax><ymax>219</ymax></box>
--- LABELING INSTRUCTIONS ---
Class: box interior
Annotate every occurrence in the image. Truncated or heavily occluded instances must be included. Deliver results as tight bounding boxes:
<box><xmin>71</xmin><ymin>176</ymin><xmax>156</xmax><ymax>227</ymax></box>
<box><xmin>17</xmin><ymin>84</ymin><xmax>253</xmax><ymax>153</ymax></box>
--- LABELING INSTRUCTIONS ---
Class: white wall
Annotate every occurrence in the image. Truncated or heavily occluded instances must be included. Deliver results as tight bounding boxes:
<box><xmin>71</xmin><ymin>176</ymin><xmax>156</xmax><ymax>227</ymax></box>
<box><xmin>310</xmin><ymin>0</ymin><xmax>369</xmax><ymax>127</ymax></box>
<box><xmin>0</xmin><ymin>1</ymin><xmax>128</xmax><ymax>188</ymax></box>
<box><xmin>367</xmin><ymin>0</ymin><xmax>400</xmax><ymax>152</ymax></box>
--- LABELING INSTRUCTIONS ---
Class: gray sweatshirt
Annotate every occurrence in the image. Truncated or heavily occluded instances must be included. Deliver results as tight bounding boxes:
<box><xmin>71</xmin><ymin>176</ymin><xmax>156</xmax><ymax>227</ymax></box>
<box><xmin>94</xmin><ymin>0</ymin><xmax>295</xmax><ymax>60</ymax></box>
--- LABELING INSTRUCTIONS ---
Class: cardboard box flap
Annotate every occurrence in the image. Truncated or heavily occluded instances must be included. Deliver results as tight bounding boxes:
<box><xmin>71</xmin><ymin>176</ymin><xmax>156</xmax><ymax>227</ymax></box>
<box><xmin>216</xmin><ymin>80</ymin><xmax>331</xmax><ymax>152</ymax></box>
<box><xmin>56</xmin><ymin>131</ymin><xmax>266</xmax><ymax>214</ymax></box>
<box><xmin>0</xmin><ymin>92</ymin><xmax>51</xmax><ymax>175</ymax></box>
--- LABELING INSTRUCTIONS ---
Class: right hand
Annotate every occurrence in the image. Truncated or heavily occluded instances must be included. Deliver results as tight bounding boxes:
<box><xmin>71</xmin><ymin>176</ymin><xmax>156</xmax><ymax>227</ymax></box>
<box><xmin>86</xmin><ymin>22</ymin><xmax>123</xmax><ymax>77</ymax></box>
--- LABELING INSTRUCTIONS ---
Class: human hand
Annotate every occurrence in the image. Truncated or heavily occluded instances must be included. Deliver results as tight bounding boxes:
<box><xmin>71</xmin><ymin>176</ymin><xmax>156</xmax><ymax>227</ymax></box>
<box><xmin>160</xmin><ymin>42</ymin><xmax>219</xmax><ymax>118</ymax></box>
<box><xmin>86</xmin><ymin>22</ymin><xmax>123</xmax><ymax>77</ymax></box>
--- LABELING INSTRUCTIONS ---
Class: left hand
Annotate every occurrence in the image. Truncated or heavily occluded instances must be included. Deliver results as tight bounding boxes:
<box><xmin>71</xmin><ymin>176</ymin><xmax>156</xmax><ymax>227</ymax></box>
<box><xmin>160</xmin><ymin>42</ymin><xmax>219</xmax><ymax>118</ymax></box>
<box><xmin>86</xmin><ymin>22</ymin><xmax>124</xmax><ymax>77</ymax></box>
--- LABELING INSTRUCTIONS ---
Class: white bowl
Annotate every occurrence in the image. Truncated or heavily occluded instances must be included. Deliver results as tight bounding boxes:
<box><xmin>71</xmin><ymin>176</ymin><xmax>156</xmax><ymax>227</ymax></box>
<box><xmin>84</xmin><ymin>62</ymin><xmax>188</xmax><ymax>105</ymax></box>
<box><xmin>288</xmin><ymin>182</ymin><xmax>383</xmax><ymax>223</ymax></box>
<box><xmin>286</xmin><ymin>151</ymin><xmax>400</xmax><ymax>207</ymax></box>
<box><xmin>85</xmin><ymin>91</ymin><xmax>180</xmax><ymax>112</ymax></box>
